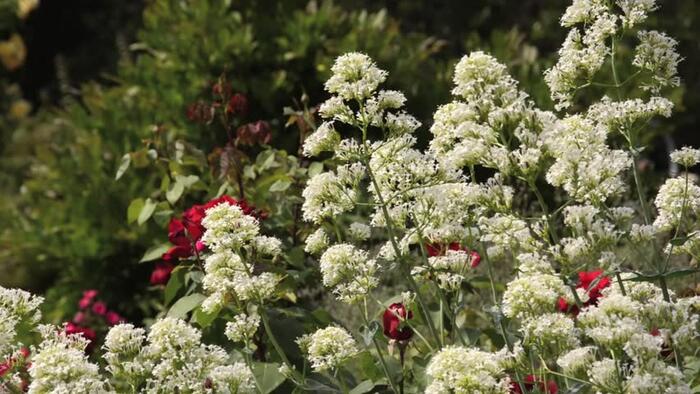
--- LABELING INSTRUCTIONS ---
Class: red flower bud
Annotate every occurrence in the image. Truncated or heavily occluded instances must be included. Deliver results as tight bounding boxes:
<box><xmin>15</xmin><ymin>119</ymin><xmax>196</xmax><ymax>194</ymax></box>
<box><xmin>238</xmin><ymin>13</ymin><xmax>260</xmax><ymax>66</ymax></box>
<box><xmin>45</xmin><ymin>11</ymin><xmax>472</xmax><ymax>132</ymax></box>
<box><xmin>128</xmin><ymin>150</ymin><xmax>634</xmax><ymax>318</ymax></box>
<box><xmin>382</xmin><ymin>303</ymin><xmax>413</xmax><ymax>341</ymax></box>
<box><xmin>105</xmin><ymin>311</ymin><xmax>124</xmax><ymax>326</ymax></box>
<box><xmin>226</xmin><ymin>93</ymin><xmax>249</xmax><ymax>117</ymax></box>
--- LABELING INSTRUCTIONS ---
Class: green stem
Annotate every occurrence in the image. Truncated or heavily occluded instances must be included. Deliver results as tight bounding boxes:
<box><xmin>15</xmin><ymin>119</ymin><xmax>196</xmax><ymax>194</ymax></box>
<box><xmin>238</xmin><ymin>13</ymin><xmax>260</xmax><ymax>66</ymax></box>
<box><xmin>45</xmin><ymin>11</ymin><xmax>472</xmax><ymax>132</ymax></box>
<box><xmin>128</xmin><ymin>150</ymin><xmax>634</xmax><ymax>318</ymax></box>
<box><xmin>359</xmin><ymin>302</ymin><xmax>399</xmax><ymax>394</ymax></box>
<box><xmin>529</xmin><ymin>180</ymin><xmax>559</xmax><ymax>244</ymax></box>
<box><xmin>244</xmin><ymin>352</ymin><xmax>263</xmax><ymax>394</ymax></box>
<box><xmin>259</xmin><ymin>308</ymin><xmax>292</xmax><ymax>367</ymax></box>
<box><xmin>364</xmin><ymin>163</ymin><xmax>442</xmax><ymax>347</ymax></box>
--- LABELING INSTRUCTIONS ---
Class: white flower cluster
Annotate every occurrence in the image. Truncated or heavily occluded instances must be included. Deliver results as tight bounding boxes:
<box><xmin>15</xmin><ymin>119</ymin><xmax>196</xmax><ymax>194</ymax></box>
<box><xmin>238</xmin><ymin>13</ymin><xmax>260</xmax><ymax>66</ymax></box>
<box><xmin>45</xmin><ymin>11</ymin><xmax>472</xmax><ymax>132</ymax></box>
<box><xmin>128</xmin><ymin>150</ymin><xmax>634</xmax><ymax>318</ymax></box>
<box><xmin>634</xmin><ymin>30</ymin><xmax>681</xmax><ymax>93</ymax></box>
<box><xmin>200</xmin><ymin>200</ymin><xmax>283</xmax><ymax>311</ymax></box>
<box><xmin>430</xmin><ymin>52</ymin><xmax>554</xmax><ymax>179</ymax></box>
<box><xmin>544</xmin><ymin>114</ymin><xmax>632</xmax><ymax>203</ymax></box>
<box><xmin>670</xmin><ymin>146</ymin><xmax>700</xmax><ymax>168</ymax></box>
<box><xmin>653</xmin><ymin>176</ymin><xmax>700</xmax><ymax>231</ymax></box>
<box><xmin>425</xmin><ymin>346</ymin><xmax>510</xmax><ymax>394</ymax></box>
<box><xmin>296</xmin><ymin>326</ymin><xmax>358</xmax><ymax>372</ymax></box>
<box><xmin>0</xmin><ymin>286</ymin><xmax>43</xmax><ymax>357</ymax></box>
<box><xmin>104</xmin><ymin>318</ymin><xmax>256</xmax><ymax>393</ymax></box>
<box><xmin>28</xmin><ymin>325</ymin><xmax>109</xmax><ymax>394</ymax></box>
<box><xmin>224</xmin><ymin>313</ymin><xmax>260</xmax><ymax>345</ymax></box>
<box><xmin>319</xmin><ymin>244</ymin><xmax>378</xmax><ymax>304</ymax></box>
<box><xmin>546</xmin><ymin>0</ymin><xmax>673</xmax><ymax>109</ymax></box>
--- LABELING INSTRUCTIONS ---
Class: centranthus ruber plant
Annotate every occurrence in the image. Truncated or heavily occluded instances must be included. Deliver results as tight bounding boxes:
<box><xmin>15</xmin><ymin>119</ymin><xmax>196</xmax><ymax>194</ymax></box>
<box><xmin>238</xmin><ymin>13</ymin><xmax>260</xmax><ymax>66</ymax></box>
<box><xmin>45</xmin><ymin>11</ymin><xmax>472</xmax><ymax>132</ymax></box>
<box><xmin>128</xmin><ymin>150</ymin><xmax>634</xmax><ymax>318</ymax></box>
<box><xmin>2</xmin><ymin>1</ymin><xmax>700</xmax><ymax>393</ymax></box>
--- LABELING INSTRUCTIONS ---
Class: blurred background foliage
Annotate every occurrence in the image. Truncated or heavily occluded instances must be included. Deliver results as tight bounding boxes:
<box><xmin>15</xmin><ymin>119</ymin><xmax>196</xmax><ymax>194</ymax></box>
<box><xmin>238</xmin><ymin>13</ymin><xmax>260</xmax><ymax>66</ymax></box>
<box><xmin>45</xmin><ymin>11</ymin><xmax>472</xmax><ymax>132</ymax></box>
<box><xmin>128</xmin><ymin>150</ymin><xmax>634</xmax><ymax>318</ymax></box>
<box><xmin>0</xmin><ymin>0</ymin><xmax>699</xmax><ymax>323</ymax></box>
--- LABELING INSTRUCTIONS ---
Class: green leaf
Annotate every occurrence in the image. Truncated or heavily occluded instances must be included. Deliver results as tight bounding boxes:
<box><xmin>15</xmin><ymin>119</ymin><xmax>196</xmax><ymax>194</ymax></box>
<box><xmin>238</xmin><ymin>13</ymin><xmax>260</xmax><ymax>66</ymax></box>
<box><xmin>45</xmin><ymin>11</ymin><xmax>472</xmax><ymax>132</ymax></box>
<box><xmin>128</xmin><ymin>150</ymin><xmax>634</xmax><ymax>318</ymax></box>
<box><xmin>166</xmin><ymin>180</ymin><xmax>185</xmax><ymax>205</ymax></box>
<box><xmin>253</xmin><ymin>363</ymin><xmax>287</xmax><ymax>394</ymax></box>
<box><xmin>139</xmin><ymin>243</ymin><xmax>170</xmax><ymax>263</ymax></box>
<box><xmin>138</xmin><ymin>198</ymin><xmax>157</xmax><ymax>225</ymax></box>
<box><xmin>192</xmin><ymin>306</ymin><xmax>219</xmax><ymax>328</ymax></box>
<box><xmin>115</xmin><ymin>153</ymin><xmax>131</xmax><ymax>180</ymax></box>
<box><xmin>164</xmin><ymin>267</ymin><xmax>186</xmax><ymax>304</ymax></box>
<box><xmin>127</xmin><ymin>198</ymin><xmax>144</xmax><ymax>224</ymax></box>
<box><xmin>308</xmin><ymin>162</ymin><xmax>324</xmax><ymax>177</ymax></box>
<box><xmin>167</xmin><ymin>293</ymin><xmax>206</xmax><ymax>319</ymax></box>
<box><xmin>349</xmin><ymin>380</ymin><xmax>374</xmax><ymax>394</ymax></box>
<box><xmin>359</xmin><ymin>321</ymin><xmax>379</xmax><ymax>347</ymax></box>
<box><xmin>269</xmin><ymin>179</ymin><xmax>292</xmax><ymax>192</ymax></box>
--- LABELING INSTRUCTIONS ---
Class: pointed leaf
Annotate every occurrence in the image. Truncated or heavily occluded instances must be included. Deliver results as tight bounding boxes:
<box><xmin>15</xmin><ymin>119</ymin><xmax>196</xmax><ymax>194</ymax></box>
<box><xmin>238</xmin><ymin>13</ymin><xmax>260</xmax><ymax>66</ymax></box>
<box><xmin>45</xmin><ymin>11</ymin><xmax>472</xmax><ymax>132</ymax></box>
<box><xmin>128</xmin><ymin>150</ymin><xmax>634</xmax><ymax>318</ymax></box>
<box><xmin>115</xmin><ymin>153</ymin><xmax>131</xmax><ymax>180</ymax></box>
<box><xmin>138</xmin><ymin>198</ymin><xmax>157</xmax><ymax>225</ymax></box>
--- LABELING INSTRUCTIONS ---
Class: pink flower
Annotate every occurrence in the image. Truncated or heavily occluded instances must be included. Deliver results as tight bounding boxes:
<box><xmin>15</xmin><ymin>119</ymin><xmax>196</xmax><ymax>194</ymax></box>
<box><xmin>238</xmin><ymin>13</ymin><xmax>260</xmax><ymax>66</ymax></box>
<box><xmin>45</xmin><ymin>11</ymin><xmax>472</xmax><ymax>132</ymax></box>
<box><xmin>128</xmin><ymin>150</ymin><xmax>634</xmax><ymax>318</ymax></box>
<box><xmin>73</xmin><ymin>311</ymin><xmax>86</xmax><ymax>324</ymax></box>
<box><xmin>78</xmin><ymin>289</ymin><xmax>98</xmax><ymax>309</ymax></box>
<box><xmin>105</xmin><ymin>311</ymin><xmax>123</xmax><ymax>326</ymax></box>
<box><xmin>91</xmin><ymin>301</ymin><xmax>107</xmax><ymax>316</ymax></box>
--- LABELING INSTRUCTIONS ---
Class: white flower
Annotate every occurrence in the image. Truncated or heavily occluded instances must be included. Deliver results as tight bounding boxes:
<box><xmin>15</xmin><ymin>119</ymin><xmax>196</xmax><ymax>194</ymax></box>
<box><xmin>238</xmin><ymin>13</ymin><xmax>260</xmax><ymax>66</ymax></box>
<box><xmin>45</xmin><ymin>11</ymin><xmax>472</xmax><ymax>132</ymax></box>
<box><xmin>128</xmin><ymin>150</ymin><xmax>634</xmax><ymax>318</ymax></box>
<box><xmin>561</xmin><ymin>0</ymin><xmax>607</xmax><ymax>26</ymax></box>
<box><xmin>209</xmin><ymin>363</ymin><xmax>256</xmax><ymax>394</ymax></box>
<box><xmin>253</xmin><ymin>235</ymin><xmax>282</xmax><ymax>257</ymax></box>
<box><xmin>634</xmin><ymin>30</ymin><xmax>681</xmax><ymax>93</ymax></box>
<box><xmin>653</xmin><ymin>176</ymin><xmax>700</xmax><ymax>231</ymax></box>
<box><xmin>297</xmin><ymin>326</ymin><xmax>358</xmax><ymax>372</ymax></box>
<box><xmin>103</xmin><ymin>324</ymin><xmax>148</xmax><ymax>384</ymax></box>
<box><xmin>521</xmin><ymin>313</ymin><xmax>580</xmax><ymax>357</ymax></box>
<box><xmin>557</xmin><ymin>346</ymin><xmax>597</xmax><ymax>376</ymax></box>
<box><xmin>425</xmin><ymin>346</ymin><xmax>509</xmax><ymax>394</ymax></box>
<box><xmin>324</xmin><ymin>52</ymin><xmax>387</xmax><ymax>100</ymax></box>
<box><xmin>302</xmin><ymin>171</ymin><xmax>357</xmax><ymax>224</ymax></box>
<box><xmin>28</xmin><ymin>326</ymin><xmax>109</xmax><ymax>394</ymax></box>
<box><xmin>348</xmin><ymin>222</ymin><xmax>371</xmax><ymax>241</ymax></box>
<box><xmin>617</xmin><ymin>0</ymin><xmax>657</xmax><ymax>27</ymax></box>
<box><xmin>201</xmin><ymin>202</ymin><xmax>260</xmax><ymax>252</ymax></box>
<box><xmin>502</xmin><ymin>273</ymin><xmax>567</xmax><ymax>320</ymax></box>
<box><xmin>225</xmin><ymin>313</ymin><xmax>260</xmax><ymax>344</ymax></box>
<box><xmin>670</xmin><ymin>147</ymin><xmax>700</xmax><ymax>168</ymax></box>
<box><xmin>303</xmin><ymin>122</ymin><xmax>341</xmax><ymax>157</ymax></box>
<box><xmin>579</xmin><ymin>293</ymin><xmax>645</xmax><ymax>349</ymax></box>
<box><xmin>627</xmin><ymin>359</ymin><xmax>691</xmax><ymax>394</ymax></box>
<box><xmin>304</xmin><ymin>228</ymin><xmax>329</xmax><ymax>255</ymax></box>
<box><xmin>319</xmin><ymin>244</ymin><xmax>378</xmax><ymax>303</ymax></box>
<box><xmin>588</xmin><ymin>358</ymin><xmax>622</xmax><ymax>392</ymax></box>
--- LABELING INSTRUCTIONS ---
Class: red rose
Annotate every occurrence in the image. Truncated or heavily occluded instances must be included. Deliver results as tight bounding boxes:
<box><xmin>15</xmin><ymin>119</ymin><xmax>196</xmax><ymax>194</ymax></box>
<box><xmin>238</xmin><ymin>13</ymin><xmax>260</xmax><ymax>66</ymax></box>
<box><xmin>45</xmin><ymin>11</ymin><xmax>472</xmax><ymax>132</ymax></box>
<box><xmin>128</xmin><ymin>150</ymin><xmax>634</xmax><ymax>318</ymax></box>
<box><xmin>382</xmin><ymin>303</ymin><xmax>413</xmax><ymax>341</ymax></box>
<box><xmin>557</xmin><ymin>270</ymin><xmax>611</xmax><ymax>317</ymax></box>
<box><xmin>226</xmin><ymin>93</ymin><xmax>249</xmax><ymax>117</ymax></box>
<box><xmin>105</xmin><ymin>311</ymin><xmax>124</xmax><ymax>326</ymax></box>
<box><xmin>150</xmin><ymin>261</ymin><xmax>174</xmax><ymax>285</ymax></box>
<box><xmin>91</xmin><ymin>301</ymin><xmax>107</xmax><ymax>316</ymax></box>
<box><xmin>469</xmin><ymin>250</ymin><xmax>481</xmax><ymax>267</ymax></box>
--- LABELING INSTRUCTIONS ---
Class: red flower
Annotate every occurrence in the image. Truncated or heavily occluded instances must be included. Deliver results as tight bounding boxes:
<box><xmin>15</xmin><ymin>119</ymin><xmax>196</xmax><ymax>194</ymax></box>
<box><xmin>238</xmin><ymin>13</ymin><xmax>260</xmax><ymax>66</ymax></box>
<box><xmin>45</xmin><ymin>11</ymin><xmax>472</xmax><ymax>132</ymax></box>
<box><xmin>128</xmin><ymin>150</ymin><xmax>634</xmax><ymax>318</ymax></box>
<box><xmin>382</xmin><ymin>303</ymin><xmax>413</xmax><ymax>341</ymax></box>
<box><xmin>510</xmin><ymin>375</ymin><xmax>558</xmax><ymax>394</ymax></box>
<box><xmin>157</xmin><ymin>196</ymin><xmax>266</xmax><ymax>281</ymax></box>
<box><xmin>91</xmin><ymin>301</ymin><xmax>107</xmax><ymax>316</ymax></box>
<box><xmin>226</xmin><ymin>93</ymin><xmax>249</xmax><ymax>117</ymax></box>
<box><xmin>150</xmin><ymin>261</ymin><xmax>174</xmax><ymax>285</ymax></box>
<box><xmin>105</xmin><ymin>311</ymin><xmax>124</xmax><ymax>326</ymax></box>
<box><xmin>557</xmin><ymin>270</ymin><xmax>611</xmax><ymax>316</ymax></box>
<box><xmin>469</xmin><ymin>250</ymin><xmax>481</xmax><ymax>268</ymax></box>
